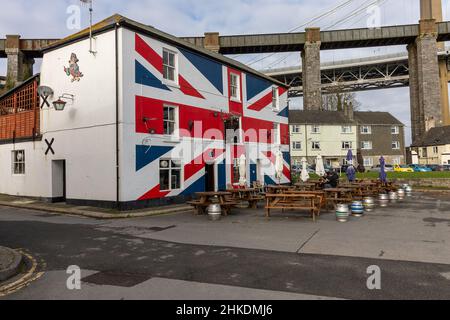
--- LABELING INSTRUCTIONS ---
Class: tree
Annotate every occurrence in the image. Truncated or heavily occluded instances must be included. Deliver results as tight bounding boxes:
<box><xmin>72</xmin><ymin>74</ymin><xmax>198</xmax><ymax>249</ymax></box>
<box><xmin>322</xmin><ymin>84</ymin><xmax>361</xmax><ymax>111</ymax></box>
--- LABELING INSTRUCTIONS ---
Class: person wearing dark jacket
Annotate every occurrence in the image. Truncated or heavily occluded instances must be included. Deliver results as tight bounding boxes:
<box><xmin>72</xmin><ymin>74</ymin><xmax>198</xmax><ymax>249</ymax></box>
<box><xmin>323</xmin><ymin>171</ymin><xmax>339</xmax><ymax>189</ymax></box>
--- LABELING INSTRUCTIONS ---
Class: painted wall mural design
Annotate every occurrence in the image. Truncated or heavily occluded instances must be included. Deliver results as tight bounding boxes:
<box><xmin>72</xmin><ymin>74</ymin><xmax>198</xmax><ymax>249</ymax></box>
<box><xmin>64</xmin><ymin>53</ymin><xmax>84</xmax><ymax>82</ymax></box>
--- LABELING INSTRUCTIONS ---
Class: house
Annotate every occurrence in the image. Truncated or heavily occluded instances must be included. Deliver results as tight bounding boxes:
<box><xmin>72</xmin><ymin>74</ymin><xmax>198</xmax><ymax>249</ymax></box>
<box><xmin>289</xmin><ymin>110</ymin><xmax>357</xmax><ymax>168</ymax></box>
<box><xmin>289</xmin><ymin>107</ymin><xmax>406</xmax><ymax>169</ymax></box>
<box><xmin>410</xmin><ymin>126</ymin><xmax>450</xmax><ymax>165</ymax></box>
<box><xmin>0</xmin><ymin>14</ymin><xmax>291</xmax><ymax>210</ymax></box>
<box><xmin>353</xmin><ymin>111</ymin><xmax>406</xmax><ymax>167</ymax></box>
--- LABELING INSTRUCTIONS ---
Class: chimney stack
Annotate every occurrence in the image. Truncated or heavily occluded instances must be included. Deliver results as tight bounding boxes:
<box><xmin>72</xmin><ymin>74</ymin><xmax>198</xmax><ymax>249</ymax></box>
<box><xmin>344</xmin><ymin>102</ymin><xmax>354</xmax><ymax>121</ymax></box>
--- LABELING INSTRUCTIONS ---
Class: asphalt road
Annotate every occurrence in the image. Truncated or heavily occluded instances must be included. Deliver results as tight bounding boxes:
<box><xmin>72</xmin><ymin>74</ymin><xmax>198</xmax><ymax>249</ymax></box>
<box><xmin>0</xmin><ymin>204</ymin><xmax>450</xmax><ymax>300</ymax></box>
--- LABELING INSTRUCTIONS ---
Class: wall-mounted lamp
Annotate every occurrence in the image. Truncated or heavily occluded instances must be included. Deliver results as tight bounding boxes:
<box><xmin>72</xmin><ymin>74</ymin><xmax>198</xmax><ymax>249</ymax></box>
<box><xmin>52</xmin><ymin>93</ymin><xmax>74</xmax><ymax>111</ymax></box>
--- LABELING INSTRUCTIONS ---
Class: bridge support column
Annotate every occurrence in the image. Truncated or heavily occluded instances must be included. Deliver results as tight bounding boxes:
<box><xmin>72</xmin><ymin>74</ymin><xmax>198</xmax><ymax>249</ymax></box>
<box><xmin>408</xmin><ymin>19</ymin><xmax>442</xmax><ymax>143</ymax></box>
<box><xmin>203</xmin><ymin>32</ymin><xmax>220</xmax><ymax>53</ymax></box>
<box><xmin>5</xmin><ymin>35</ymin><xmax>34</xmax><ymax>89</ymax></box>
<box><xmin>439</xmin><ymin>59</ymin><xmax>450</xmax><ymax>125</ymax></box>
<box><xmin>301</xmin><ymin>28</ymin><xmax>322</xmax><ymax>110</ymax></box>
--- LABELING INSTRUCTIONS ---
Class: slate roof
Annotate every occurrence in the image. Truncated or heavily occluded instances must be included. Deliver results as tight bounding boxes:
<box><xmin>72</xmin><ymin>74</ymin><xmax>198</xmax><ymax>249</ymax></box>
<box><xmin>353</xmin><ymin>111</ymin><xmax>404</xmax><ymax>125</ymax></box>
<box><xmin>42</xmin><ymin>14</ymin><xmax>287</xmax><ymax>88</ymax></box>
<box><xmin>289</xmin><ymin>110</ymin><xmax>404</xmax><ymax>126</ymax></box>
<box><xmin>411</xmin><ymin>126</ymin><xmax>450</xmax><ymax>147</ymax></box>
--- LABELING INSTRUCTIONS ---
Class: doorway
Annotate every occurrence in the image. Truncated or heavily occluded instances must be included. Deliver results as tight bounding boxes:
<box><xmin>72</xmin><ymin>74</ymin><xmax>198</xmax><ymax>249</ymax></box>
<box><xmin>205</xmin><ymin>163</ymin><xmax>215</xmax><ymax>192</ymax></box>
<box><xmin>52</xmin><ymin>160</ymin><xmax>66</xmax><ymax>202</ymax></box>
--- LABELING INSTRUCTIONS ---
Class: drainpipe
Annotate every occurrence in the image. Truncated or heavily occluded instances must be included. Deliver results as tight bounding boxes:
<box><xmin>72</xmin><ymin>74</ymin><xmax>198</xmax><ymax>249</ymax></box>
<box><xmin>115</xmin><ymin>23</ymin><xmax>120</xmax><ymax>209</ymax></box>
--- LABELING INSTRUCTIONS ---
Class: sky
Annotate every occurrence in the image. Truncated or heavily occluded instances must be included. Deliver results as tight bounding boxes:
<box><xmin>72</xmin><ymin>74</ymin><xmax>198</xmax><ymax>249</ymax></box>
<box><xmin>2</xmin><ymin>0</ymin><xmax>450</xmax><ymax>145</ymax></box>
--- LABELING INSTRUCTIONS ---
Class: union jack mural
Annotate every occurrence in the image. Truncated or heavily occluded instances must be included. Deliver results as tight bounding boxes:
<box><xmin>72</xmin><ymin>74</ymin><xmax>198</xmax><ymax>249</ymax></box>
<box><xmin>127</xmin><ymin>32</ymin><xmax>291</xmax><ymax>202</ymax></box>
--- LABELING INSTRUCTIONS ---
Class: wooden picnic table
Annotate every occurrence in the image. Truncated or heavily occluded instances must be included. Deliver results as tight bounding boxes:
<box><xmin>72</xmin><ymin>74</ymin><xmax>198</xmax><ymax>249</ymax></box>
<box><xmin>187</xmin><ymin>192</ymin><xmax>236</xmax><ymax>216</ymax></box>
<box><xmin>324</xmin><ymin>188</ymin><xmax>353</xmax><ymax>208</ymax></box>
<box><xmin>294</xmin><ymin>182</ymin><xmax>317</xmax><ymax>191</ymax></box>
<box><xmin>266</xmin><ymin>185</ymin><xmax>293</xmax><ymax>194</ymax></box>
<box><xmin>339</xmin><ymin>184</ymin><xmax>365</xmax><ymax>200</ymax></box>
<box><xmin>265</xmin><ymin>193</ymin><xmax>321</xmax><ymax>222</ymax></box>
<box><xmin>226</xmin><ymin>188</ymin><xmax>264</xmax><ymax>209</ymax></box>
<box><xmin>286</xmin><ymin>190</ymin><xmax>327</xmax><ymax>215</ymax></box>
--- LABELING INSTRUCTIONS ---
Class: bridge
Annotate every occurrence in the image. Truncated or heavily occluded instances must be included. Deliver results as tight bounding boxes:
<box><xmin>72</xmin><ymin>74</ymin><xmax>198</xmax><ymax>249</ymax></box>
<box><xmin>262</xmin><ymin>50</ymin><xmax>450</xmax><ymax>97</ymax></box>
<box><xmin>0</xmin><ymin>0</ymin><xmax>448</xmax><ymax>143</ymax></box>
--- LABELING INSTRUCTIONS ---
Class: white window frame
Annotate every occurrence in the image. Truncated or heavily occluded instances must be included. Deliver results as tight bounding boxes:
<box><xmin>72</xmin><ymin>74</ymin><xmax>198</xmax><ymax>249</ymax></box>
<box><xmin>159</xmin><ymin>159</ymin><xmax>182</xmax><ymax>192</ymax></box>
<box><xmin>391</xmin><ymin>126</ymin><xmax>399</xmax><ymax>135</ymax></box>
<box><xmin>162</xmin><ymin>48</ymin><xmax>178</xmax><ymax>85</ymax></box>
<box><xmin>342</xmin><ymin>141</ymin><xmax>352</xmax><ymax>150</ymax></box>
<box><xmin>291</xmin><ymin>125</ymin><xmax>301</xmax><ymax>134</ymax></box>
<box><xmin>360</xmin><ymin>126</ymin><xmax>372</xmax><ymax>134</ymax></box>
<box><xmin>363</xmin><ymin>158</ymin><xmax>373</xmax><ymax>167</ymax></box>
<box><xmin>12</xmin><ymin>150</ymin><xmax>25</xmax><ymax>175</ymax></box>
<box><xmin>311</xmin><ymin>125</ymin><xmax>320</xmax><ymax>134</ymax></box>
<box><xmin>341</xmin><ymin>126</ymin><xmax>352</xmax><ymax>134</ymax></box>
<box><xmin>311</xmin><ymin>141</ymin><xmax>321</xmax><ymax>150</ymax></box>
<box><xmin>272</xmin><ymin>87</ymin><xmax>280</xmax><ymax>111</ymax></box>
<box><xmin>292</xmin><ymin>141</ymin><xmax>302</xmax><ymax>150</ymax></box>
<box><xmin>361</xmin><ymin>141</ymin><xmax>373</xmax><ymax>150</ymax></box>
<box><xmin>230</xmin><ymin>73</ymin><xmax>241</xmax><ymax>102</ymax></box>
<box><xmin>392</xmin><ymin>141</ymin><xmax>400</xmax><ymax>150</ymax></box>
<box><xmin>163</xmin><ymin>105</ymin><xmax>179</xmax><ymax>136</ymax></box>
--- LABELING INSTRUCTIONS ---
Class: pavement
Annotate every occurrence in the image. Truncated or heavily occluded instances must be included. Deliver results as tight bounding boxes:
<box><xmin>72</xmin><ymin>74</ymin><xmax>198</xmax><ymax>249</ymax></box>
<box><xmin>0</xmin><ymin>246</ymin><xmax>23</xmax><ymax>282</ymax></box>
<box><xmin>0</xmin><ymin>194</ymin><xmax>193</xmax><ymax>219</ymax></box>
<box><xmin>0</xmin><ymin>191</ymin><xmax>449</xmax><ymax>300</ymax></box>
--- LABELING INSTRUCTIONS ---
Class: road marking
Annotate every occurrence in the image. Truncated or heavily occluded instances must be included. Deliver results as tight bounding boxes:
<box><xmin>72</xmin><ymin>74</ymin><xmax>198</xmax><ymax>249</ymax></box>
<box><xmin>0</xmin><ymin>250</ymin><xmax>45</xmax><ymax>297</ymax></box>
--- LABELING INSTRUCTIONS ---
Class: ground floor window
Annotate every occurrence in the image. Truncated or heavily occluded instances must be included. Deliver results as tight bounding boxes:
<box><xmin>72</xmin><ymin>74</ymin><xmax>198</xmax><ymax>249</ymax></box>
<box><xmin>12</xmin><ymin>150</ymin><xmax>25</xmax><ymax>175</ymax></box>
<box><xmin>363</xmin><ymin>158</ymin><xmax>373</xmax><ymax>167</ymax></box>
<box><xmin>160</xmin><ymin>159</ymin><xmax>181</xmax><ymax>191</ymax></box>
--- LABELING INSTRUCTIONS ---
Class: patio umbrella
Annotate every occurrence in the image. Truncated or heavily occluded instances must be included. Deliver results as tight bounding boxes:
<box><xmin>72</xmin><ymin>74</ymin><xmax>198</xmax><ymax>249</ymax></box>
<box><xmin>346</xmin><ymin>149</ymin><xmax>354</xmax><ymax>165</ymax></box>
<box><xmin>239</xmin><ymin>154</ymin><xmax>247</xmax><ymax>187</ymax></box>
<box><xmin>300</xmin><ymin>157</ymin><xmax>310</xmax><ymax>182</ymax></box>
<box><xmin>379</xmin><ymin>156</ymin><xmax>387</xmax><ymax>183</ymax></box>
<box><xmin>315</xmin><ymin>155</ymin><xmax>326</xmax><ymax>177</ymax></box>
<box><xmin>275</xmin><ymin>150</ymin><xmax>284</xmax><ymax>184</ymax></box>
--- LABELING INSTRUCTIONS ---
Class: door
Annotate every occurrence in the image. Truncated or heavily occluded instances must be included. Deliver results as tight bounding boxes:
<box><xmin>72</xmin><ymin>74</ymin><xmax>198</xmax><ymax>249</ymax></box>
<box><xmin>205</xmin><ymin>164</ymin><xmax>215</xmax><ymax>192</ymax></box>
<box><xmin>51</xmin><ymin>160</ymin><xmax>66</xmax><ymax>202</ymax></box>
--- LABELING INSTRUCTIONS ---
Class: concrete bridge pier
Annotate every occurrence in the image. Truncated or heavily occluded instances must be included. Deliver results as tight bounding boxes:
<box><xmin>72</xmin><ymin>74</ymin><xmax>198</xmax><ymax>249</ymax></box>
<box><xmin>301</xmin><ymin>28</ymin><xmax>322</xmax><ymax>110</ymax></box>
<box><xmin>5</xmin><ymin>35</ymin><xmax>34</xmax><ymax>89</ymax></box>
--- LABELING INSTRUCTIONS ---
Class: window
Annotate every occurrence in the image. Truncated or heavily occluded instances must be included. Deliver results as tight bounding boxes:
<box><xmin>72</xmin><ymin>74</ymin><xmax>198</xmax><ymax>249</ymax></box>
<box><xmin>422</xmin><ymin>148</ymin><xmax>428</xmax><ymax>157</ymax></box>
<box><xmin>361</xmin><ymin>141</ymin><xmax>373</xmax><ymax>150</ymax></box>
<box><xmin>291</xmin><ymin>125</ymin><xmax>301</xmax><ymax>134</ymax></box>
<box><xmin>433</xmin><ymin>146</ymin><xmax>439</xmax><ymax>154</ymax></box>
<box><xmin>341</xmin><ymin>126</ymin><xmax>352</xmax><ymax>134</ymax></box>
<box><xmin>12</xmin><ymin>150</ymin><xmax>25</xmax><ymax>175</ymax></box>
<box><xmin>233</xmin><ymin>158</ymin><xmax>240</xmax><ymax>183</ymax></box>
<box><xmin>230</xmin><ymin>73</ymin><xmax>241</xmax><ymax>101</ymax></box>
<box><xmin>163</xmin><ymin>105</ymin><xmax>177</xmax><ymax>135</ymax></box>
<box><xmin>292</xmin><ymin>141</ymin><xmax>302</xmax><ymax>150</ymax></box>
<box><xmin>361</xmin><ymin>126</ymin><xmax>372</xmax><ymax>134</ymax></box>
<box><xmin>363</xmin><ymin>158</ymin><xmax>373</xmax><ymax>167</ymax></box>
<box><xmin>311</xmin><ymin>141</ymin><xmax>320</xmax><ymax>150</ymax></box>
<box><xmin>392</xmin><ymin>141</ymin><xmax>400</xmax><ymax>150</ymax></box>
<box><xmin>163</xmin><ymin>49</ymin><xmax>177</xmax><ymax>83</ymax></box>
<box><xmin>311</xmin><ymin>125</ymin><xmax>320</xmax><ymax>134</ymax></box>
<box><xmin>160</xmin><ymin>160</ymin><xmax>181</xmax><ymax>191</ymax></box>
<box><xmin>272</xmin><ymin>87</ymin><xmax>280</xmax><ymax>110</ymax></box>
<box><xmin>391</xmin><ymin>126</ymin><xmax>399</xmax><ymax>134</ymax></box>
<box><xmin>342</xmin><ymin>141</ymin><xmax>352</xmax><ymax>150</ymax></box>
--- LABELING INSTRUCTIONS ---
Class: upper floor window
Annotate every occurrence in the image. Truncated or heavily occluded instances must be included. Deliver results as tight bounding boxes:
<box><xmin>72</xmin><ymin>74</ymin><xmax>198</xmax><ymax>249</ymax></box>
<box><xmin>230</xmin><ymin>73</ymin><xmax>241</xmax><ymax>101</ymax></box>
<box><xmin>391</xmin><ymin>126</ymin><xmax>399</xmax><ymax>135</ymax></box>
<box><xmin>311</xmin><ymin>125</ymin><xmax>320</xmax><ymax>134</ymax></box>
<box><xmin>361</xmin><ymin>141</ymin><xmax>373</xmax><ymax>150</ymax></box>
<box><xmin>163</xmin><ymin>105</ymin><xmax>178</xmax><ymax>136</ymax></box>
<box><xmin>160</xmin><ymin>159</ymin><xmax>181</xmax><ymax>191</ymax></box>
<box><xmin>392</xmin><ymin>141</ymin><xmax>400</xmax><ymax>150</ymax></box>
<box><xmin>12</xmin><ymin>150</ymin><xmax>25</xmax><ymax>175</ymax></box>
<box><xmin>342</xmin><ymin>126</ymin><xmax>352</xmax><ymax>134</ymax></box>
<box><xmin>291</xmin><ymin>125</ymin><xmax>301</xmax><ymax>134</ymax></box>
<box><xmin>272</xmin><ymin>87</ymin><xmax>280</xmax><ymax>110</ymax></box>
<box><xmin>361</xmin><ymin>126</ymin><xmax>372</xmax><ymax>134</ymax></box>
<box><xmin>422</xmin><ymin>148</ymin><xmax>428</xmax><ymax>157</ymax></box>
<box><xmin>433</xmin><ymin>146</ymin><xmax>439</xmax><ymax>154</ymax></box>
<box><xmin>342</xmin><ymin>141</ymin><xmax>352</xmax><ymax>150</ymax></box>
<box><xmin>292</xmin><ymin>141</ymin><xmax>302</xmax><ymax>150</ymax></box>
<box><xmin>163</xmin><ymin>49</ymin><xmax>177</xmax><ymax>83</ymax></box>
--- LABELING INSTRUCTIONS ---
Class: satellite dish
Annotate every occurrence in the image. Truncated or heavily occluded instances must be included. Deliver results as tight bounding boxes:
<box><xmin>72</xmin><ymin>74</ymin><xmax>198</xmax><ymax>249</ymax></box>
<box><xmin>38</xmin><ymin>86</ymin><xmax>54</xmax><ymax>97</ymax></box>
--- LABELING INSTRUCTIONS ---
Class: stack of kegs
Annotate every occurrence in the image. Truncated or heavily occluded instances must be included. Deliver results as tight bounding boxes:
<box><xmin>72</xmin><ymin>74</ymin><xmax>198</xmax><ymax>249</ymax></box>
<box><xmin>397</xmin><ymin>188</ymin><xmax>406</xmax><ymax>200</ymax></box>
<box><xmin>389</xmin><ymin>191</ymin><xmax>399</xmax><ymax>203</ymax></box>
<box><xmin>379</xmin><ymin>194</ymin><xmax>389</xmax><ymax>207</ymax></box>
<box><xmin>336</xmin><ymin>204</ymin><xmax>350</xmax><ymax>223</ymax></box>
<box><xmin>363</xmin><ymin>197</ymin><xmax>376</xmax><ymax>212</ymax></box>
<box><xmin>405</xmin><ymin>185</ymin><xmax>413</xmax><ymax>197</ymax></box>
<box><xmin>351</xmin><ymin>201</ymin><xmax>364</xmax><ymax>217</ymax></box>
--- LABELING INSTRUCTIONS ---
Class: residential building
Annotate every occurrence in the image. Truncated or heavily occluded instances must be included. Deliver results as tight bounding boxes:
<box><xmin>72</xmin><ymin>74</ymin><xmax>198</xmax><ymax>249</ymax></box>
<box><xmin>289</xmin><ymin>110</ymin><xmax>358</xmax><ymax>168</ymax></box>
<box><xmin>354</xmin><ymin>112</ymin><xmax>406</xmax><ymax>167</ymax></box>
<box><xmin>410</xmin><ymin>126</ymin><xmax>450</xmax><ymax>165</ymax></box>
<box><xmin>0</xmin><ymin>14</ymin><xmax>290</xmax><ymax>210</ymax></box>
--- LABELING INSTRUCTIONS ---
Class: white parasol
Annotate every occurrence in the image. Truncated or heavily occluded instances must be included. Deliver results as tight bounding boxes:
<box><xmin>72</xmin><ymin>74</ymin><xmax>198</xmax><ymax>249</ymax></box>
<box><xmin>301</xmin><ymin>157</ymin><xmax>310</xmax><ymax>182</ymax></box>
<box><xmin>239</xmin><ymin>154</ymin><xmax>247</xmax><ymax>187</ymax></box>
<box><xmin>315</xmin><ymin>155</ymin><xmax>326</xmax><ymax>177</ymax></box>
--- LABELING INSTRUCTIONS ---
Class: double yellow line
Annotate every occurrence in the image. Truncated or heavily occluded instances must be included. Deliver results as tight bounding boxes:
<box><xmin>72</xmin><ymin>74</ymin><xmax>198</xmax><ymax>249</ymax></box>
<box><xmin>0</xmin><ymin>250</ymin><xmax>45</xmax><ymax>297</ymax></box>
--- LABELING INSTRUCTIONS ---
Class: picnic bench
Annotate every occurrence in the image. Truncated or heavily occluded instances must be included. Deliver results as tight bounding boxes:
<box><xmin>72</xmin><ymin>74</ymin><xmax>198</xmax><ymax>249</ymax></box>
<box><xmin>226</xmin><ymin>188</ymin><xmax>264</xmax><ymax>209</ymax></box>
<box><xmin>265</xmin><ymin>193</ymin><xmax>322</xmax><ymax>222</ymax></box>
<box><xmin>187</xmin><ymin>192</ymin><xmax>237</xmax><ymax>216</ymax></box>
<box><xmin>324</xmin><ymin>188</ymin><xmax>353</xmax><ymax>208</ymax></box>
<box><xmin>286</xmin><ymin>190</ymin><xmax>326</xmax><ymax>215</ymax></box>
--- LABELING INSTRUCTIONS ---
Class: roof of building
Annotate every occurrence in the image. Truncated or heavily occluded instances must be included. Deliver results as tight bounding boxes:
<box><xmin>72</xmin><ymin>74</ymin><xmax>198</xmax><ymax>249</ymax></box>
<box><xmin>43</xmin><ymin>14</ymin><xmax>287</xmax><ymax>88</ymax></box>
<box><xmin>289</xmin><ymin>110</ymin><xmax>404</xmax><ymax>126</ymax></box>
<box><xmin>411</xmin><ymin>126</ymin><xmax>450</xmax><ymax>147</ymax></box>
<box><xmin>289</xmin><ymin>110</ymin><xmax>355</xmax><ymax>125</ymax></box>
<box><xmin>353</xmin><ymin>111</ymin><xmax>404</xmax><ymax>125</ymax></box>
